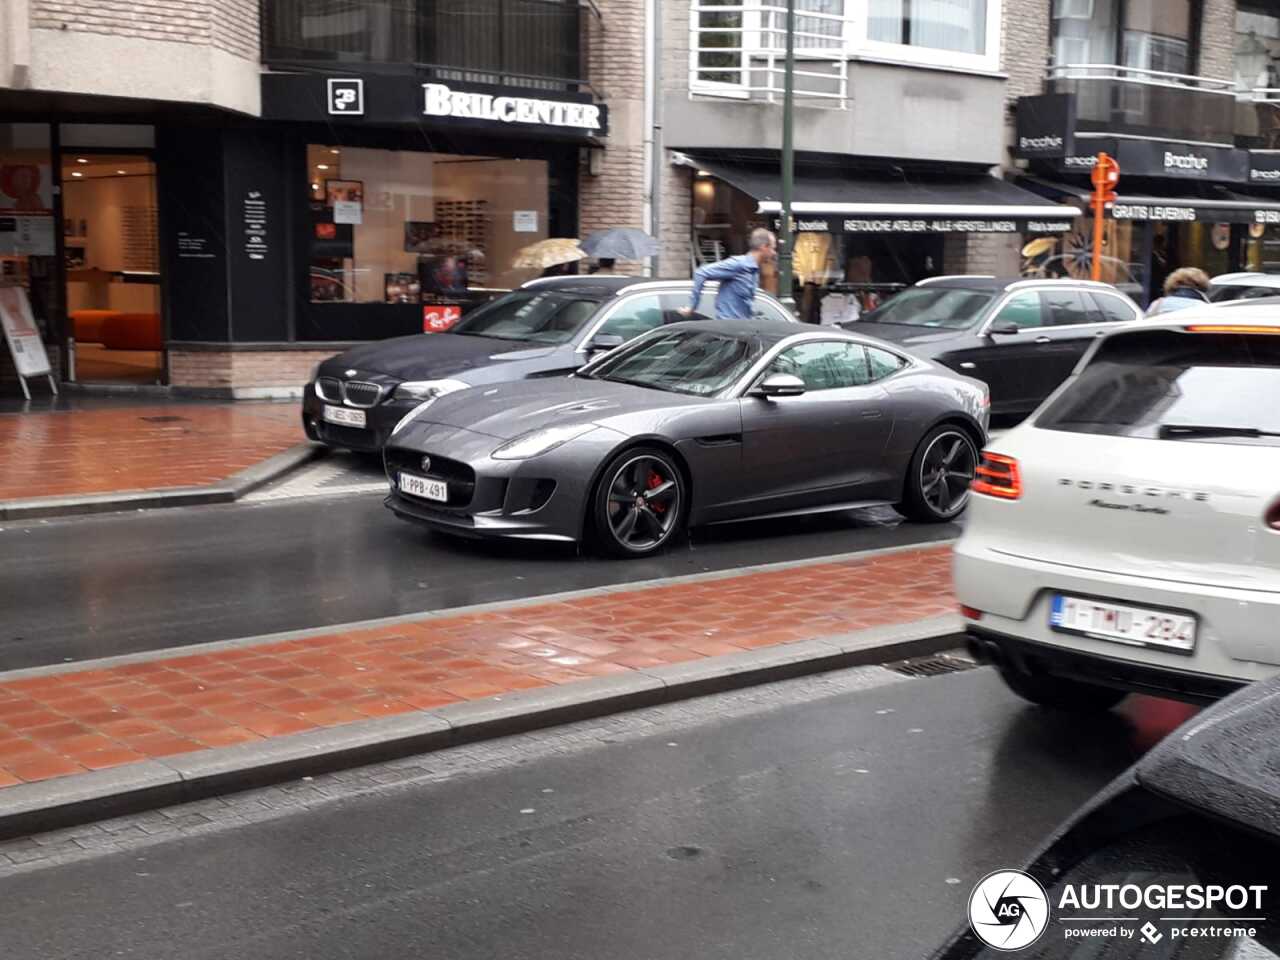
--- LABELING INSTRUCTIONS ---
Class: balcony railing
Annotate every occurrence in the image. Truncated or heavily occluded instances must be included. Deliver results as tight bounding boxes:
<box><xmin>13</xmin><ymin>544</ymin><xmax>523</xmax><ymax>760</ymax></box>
<box><xmin>1048</xmin><ymin>63</ymin><xmax>1238</xmax><ymax>147</ymax></box>
<box><xmin>690</xmin><ymin>1</ymin><xmax>849</xmax><ymax>107</ymax></box>
<box><xmin>263</xmin><ymin>0</ymin><xmax>588</xmax><ymax>91</ymax></box>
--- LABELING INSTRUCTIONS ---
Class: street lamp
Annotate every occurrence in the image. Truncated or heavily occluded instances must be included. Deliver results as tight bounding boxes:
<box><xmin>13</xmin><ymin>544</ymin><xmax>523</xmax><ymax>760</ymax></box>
<box><xmin>777</xmin><ymin>0</ymin><xmax>797</xmax><ymax>310</ymax></box>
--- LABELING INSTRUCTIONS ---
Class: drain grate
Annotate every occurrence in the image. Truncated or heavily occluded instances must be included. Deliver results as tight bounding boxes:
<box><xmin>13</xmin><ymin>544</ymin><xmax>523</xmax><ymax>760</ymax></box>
<box><xmin>886</xmin><ymin>652</ymin><xmax>979</xmax><ymax>678</ymax></box>
<box><xmin>140</xmin><ymin>416</ymin><xmax>189</xmax><ymax>424</ymax></box>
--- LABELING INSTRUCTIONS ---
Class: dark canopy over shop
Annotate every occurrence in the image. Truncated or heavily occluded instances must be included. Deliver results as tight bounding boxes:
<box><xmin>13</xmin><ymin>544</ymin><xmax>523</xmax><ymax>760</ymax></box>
<box><xmin>677</xmin><ymin>154</ymin><xmax>1074</xmax><ymax>235</ymax></box>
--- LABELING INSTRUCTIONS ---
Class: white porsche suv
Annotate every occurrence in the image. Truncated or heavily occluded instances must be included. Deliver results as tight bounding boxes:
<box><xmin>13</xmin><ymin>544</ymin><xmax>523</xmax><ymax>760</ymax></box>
<box><xmin>956</xmin><ymin>304</ymin><xmax>1280</xmax><ymax>709</ymax></box>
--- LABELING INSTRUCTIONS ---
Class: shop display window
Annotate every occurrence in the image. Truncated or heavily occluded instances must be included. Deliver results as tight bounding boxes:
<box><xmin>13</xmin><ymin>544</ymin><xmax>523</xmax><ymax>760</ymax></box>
<box><xmin>305</xmin><ymin>145</ymin><xmax>550</xmax><ymax>309</ymax></box>
<box><xmin>0</xmin><ymin>123</ymin><xmax>59</xmax><ymax>341</ymax></box>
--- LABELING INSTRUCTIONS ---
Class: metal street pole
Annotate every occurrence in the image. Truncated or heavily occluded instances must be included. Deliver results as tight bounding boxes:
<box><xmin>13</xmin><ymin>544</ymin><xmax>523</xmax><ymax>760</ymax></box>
<box><xmin>777</xmin><ymin>0</ymin><xmax>797</xmax><ymax>310</ymax></box>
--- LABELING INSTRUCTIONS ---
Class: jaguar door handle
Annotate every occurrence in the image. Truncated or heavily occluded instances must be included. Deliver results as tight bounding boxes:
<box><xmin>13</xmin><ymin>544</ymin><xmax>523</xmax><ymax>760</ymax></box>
<box><xmin>1034</xmin><ymin>336</ymin><xmax>1052</xmax><ymax>344</ymax></box>
<box><xmin>860</xmin><ymin>409</ymin><xmax>884</xmax><ymax>419</ymax></box>
<box><xmin>959</xmin><ymin>361</ymin><xmax>977</xmax><ymax>370</ymax></box>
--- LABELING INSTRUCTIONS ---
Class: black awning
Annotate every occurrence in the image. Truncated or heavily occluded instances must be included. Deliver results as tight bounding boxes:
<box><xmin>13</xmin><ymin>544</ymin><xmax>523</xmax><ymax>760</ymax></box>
<box><xmin>679</xmin><ymin>155</ymin><xmax>1074</xmax><ymax>233</ymax></box>
<box><xmin>1019</xmin><ymin>176</ymin><xmax>1280</xmax><ymax>225</ymax></box>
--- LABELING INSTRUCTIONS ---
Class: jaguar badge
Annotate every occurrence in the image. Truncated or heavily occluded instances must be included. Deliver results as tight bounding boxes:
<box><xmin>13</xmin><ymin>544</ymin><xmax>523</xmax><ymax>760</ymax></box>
<box><xmin>421</xmin><ymin>456</ymin><xmax>432</xmax><ymax>474</ymax></box>
<box><xmin>344</xmin><ymin>368</ymin><xmax>358</xmax><ymax>377</ymax></box>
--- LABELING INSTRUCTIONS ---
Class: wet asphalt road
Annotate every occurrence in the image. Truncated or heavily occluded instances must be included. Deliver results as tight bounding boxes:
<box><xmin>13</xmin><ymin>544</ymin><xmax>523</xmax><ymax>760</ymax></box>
<box><xmin>0</xmin><ymin>475</ymin><xmax>957</xmax><ymax>670</ymax></box>
<box><xmin>0</xmin><ymin>664</ymin><xmax>1197</xmax><ymax>960</ymax></box>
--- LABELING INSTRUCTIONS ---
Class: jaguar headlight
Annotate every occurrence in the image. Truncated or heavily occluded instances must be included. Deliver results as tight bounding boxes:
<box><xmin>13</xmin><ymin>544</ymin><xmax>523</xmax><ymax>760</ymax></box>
<box><xmin>492</xmin><ymin>424</ymin><xmax>597</xmax><ymax>461</ymax></box>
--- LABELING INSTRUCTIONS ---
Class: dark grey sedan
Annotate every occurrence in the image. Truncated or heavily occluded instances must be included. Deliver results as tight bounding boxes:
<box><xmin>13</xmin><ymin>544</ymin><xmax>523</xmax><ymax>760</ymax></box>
<box><xmin>844</xmin><ymin>276</ymin><xmax>1141</xmax><ymax>418</ymax></box>
<box><xmin>302</xmin><ymin>276</ymin><xmax>793</xmax><ymax>452</ymax></box>
<box><xmin>383</xmin><ymin>320</ymin><xmax>989</xmax><ymax>557</ymax></box>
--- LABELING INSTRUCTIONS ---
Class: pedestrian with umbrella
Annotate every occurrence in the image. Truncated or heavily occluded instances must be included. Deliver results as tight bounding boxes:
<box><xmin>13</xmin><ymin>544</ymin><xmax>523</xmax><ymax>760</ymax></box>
<box><xmin>511</xmin><ymin>238</ymin><xmax>587</xmax><ymax>278</ymax></box>
<box><xmin>580</xmin><ymin>228</ymin><xmax>659</xmax><ymax>275</ymax></box>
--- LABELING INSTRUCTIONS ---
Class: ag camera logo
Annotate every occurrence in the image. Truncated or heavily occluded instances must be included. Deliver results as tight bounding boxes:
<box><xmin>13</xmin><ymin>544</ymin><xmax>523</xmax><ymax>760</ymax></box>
<box><xmin>969</xmin><ymin>870</ymin><xmax>1051</xmax><ymax>951</ymax></box>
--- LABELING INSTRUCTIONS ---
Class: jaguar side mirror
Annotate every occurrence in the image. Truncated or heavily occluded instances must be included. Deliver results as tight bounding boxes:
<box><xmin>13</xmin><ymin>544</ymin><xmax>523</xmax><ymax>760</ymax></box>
<box><xmin>751</xmin><ymin>373</ymin><xmax>807</xmax><ymax>398</ymax></box>
<box><xmin>989</xmin><ymin>321</ymin><xmax>1022</xmax><ymax>336</ymax></box>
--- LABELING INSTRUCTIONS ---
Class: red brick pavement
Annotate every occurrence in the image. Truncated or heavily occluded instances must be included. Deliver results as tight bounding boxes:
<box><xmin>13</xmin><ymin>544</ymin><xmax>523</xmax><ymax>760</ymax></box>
<box><xmin>0</xmin><ymin>546</ymin><xmax>954</xmax><ymax>788</ymax></box>
<box><xmin>0</xmin><ymin>403</ymin><xmax>303</xmax><ymax>501</ymax></box>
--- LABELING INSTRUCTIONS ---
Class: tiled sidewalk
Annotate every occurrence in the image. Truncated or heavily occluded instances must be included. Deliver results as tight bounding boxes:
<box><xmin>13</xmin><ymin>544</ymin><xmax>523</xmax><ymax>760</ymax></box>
<box><xmin>0</xmin><ymin>403</ymin><xmax>304</xmax><ymax>501</ymax></box>
<box><xmin>0</xmin><ymin>546</ymin><xmax>953</xmax><ymax>787</ymax></box>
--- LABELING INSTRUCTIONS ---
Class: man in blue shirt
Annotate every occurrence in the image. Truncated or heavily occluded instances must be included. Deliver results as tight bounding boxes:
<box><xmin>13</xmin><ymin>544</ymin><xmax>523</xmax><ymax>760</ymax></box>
<box><xmin>682</xmin><ymin>228</ymin><xmax>777</xmax><ymax>320</ymax></box>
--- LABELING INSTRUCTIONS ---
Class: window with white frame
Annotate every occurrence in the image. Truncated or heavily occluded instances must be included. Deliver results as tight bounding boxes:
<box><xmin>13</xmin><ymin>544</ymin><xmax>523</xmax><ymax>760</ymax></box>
<box><xmin>855</xmin><ymin>0</ymin><xmax>1003</xmax><ymax>71</ymax></box>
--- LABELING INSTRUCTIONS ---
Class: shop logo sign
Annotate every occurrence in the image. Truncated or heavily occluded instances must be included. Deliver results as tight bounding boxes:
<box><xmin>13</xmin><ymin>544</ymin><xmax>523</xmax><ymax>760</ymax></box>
<box><xmin>1251</xmin><ymin>168</ymin><xmax>1280</xmax><ymax>182</ymax></box>
<box><xmin>1019</xmin><ymin>135</ymin><xmax>1063</xmax><ymax>152</ymax></box>
<box><xmin>1256</xmin><ymin>210</ymin><xmax>1280</xmax><ymax>224</ymax></box>
<box><xmin>969</xmin><ymin>870</ymin><xmax>1050</xmax><ymax>952</ymax></box>
<box><xmin>422</xmin><ymin>83</ymin><xmax>602</xmax><ymax>131</ymax></box>
<box><xmin>1164</xmin><ymin>151</ymin><xmax>1209</xmax><ymax>173</ymax></box>
<box><xmin>327</xmin><ymin>79</ymin><xmax>364</xmax><ymax>116</ymax></box>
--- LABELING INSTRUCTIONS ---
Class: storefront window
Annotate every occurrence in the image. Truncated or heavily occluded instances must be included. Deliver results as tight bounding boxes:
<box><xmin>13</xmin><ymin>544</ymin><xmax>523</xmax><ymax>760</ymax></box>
<box><xmin>0</xmin><ymin>123</ymin><xmax>58</xmax><ymax>341</ymax></box>
<box><xmin>306</xmin><ymin>144</ymin><xmax>551</xmax><ymax>311</ymax></box>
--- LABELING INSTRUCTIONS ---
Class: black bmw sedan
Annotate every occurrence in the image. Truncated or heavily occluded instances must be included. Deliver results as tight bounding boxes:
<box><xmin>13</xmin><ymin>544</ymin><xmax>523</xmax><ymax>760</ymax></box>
<box><xmin>303</xmin><ymin>277</ymin><xmax>794</xmax><ymax>452</ymax></box>
<box><xmin>843</xmin><ymin>276</ymin><xmax>1141</xmax><ymax>419</ymax></box>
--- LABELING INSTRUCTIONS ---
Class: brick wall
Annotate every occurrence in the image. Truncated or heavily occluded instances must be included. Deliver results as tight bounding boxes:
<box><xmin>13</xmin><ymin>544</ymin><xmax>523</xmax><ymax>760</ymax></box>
<box><xmin>660</xmin><ymin>163</ymin><xmax>693</xmax><ymax>277</ymax></box>
<box><xmin>31</xmin><ymin>0</ymin><xmax>257</xmax><ymax>59</ymax></box>
<box><xmin>1199</xmin><ymin>0</ymin><xmax>1235</xmax><ymax>82</ymax></box>
<box><xmin>579</xmin><ymin>0</ymin><xmax>649</xmax><ymax>274</ymax></box>
<box><xmin>32</xmin><ymin>0</ymin><xmax>212</xmax><ymax>47</ymax></box>
<box><xmin>212</xmin><ymin>0</ymin><xmax>258</xmax><ymax>62</ymax></box>
<box><xmin>169</xmin><ymin>349</ymin><xmax>343</xmax><ymax>395</ymax></box>
<box><xmin>1002</xmin><ymin>0</ymin><xmax>1049</xmax><ymax>109</ymax></box>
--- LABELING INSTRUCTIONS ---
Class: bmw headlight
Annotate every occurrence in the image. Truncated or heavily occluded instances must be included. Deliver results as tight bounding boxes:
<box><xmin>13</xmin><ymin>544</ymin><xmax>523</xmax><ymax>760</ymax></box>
<box><xmin>390</xmin><ymin>379</ymin><xmax>469</xmax><ymax>436</ymax></box>
<box><xmin>393</xmin><ymin>378</ymin><xmax>469</xmax><ymax>402</ymax></box>
<box><xmin>492</xmin><ymin>424</ymin><xmax>597</xmax><ymax>461</ymax></box>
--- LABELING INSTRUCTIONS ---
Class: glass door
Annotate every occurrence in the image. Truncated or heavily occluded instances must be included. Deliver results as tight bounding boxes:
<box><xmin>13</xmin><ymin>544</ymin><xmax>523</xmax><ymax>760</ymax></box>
<box><xmin>60</xmin><ymin>152</ymin><xmax>162</xmax><ymax>384</ymax></box>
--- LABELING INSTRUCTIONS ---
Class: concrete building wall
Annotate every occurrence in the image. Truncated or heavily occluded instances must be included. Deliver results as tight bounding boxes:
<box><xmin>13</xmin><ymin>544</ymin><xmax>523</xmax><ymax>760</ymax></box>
<box><xmin>13</xmin><ymin>0</ymin><xmax>261</xmax><ymax>114</ymax></box>
<box><xmin>578</xmin><ymin>0</ymin><xmax>649</xmax><ymax>275</ymax></box>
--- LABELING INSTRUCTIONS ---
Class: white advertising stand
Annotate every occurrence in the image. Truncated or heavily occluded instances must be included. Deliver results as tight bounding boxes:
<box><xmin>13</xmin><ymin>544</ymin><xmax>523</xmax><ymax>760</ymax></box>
<box><xmin>0</xmin><ymin>285</ymin><xmax>58</xmax><ymax>400</ymax></box>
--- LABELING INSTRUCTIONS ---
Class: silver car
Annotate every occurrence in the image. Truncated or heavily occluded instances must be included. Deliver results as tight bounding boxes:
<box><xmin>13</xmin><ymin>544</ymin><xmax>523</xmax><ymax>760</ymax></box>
<box><xmin>384</xmin><ymin>320</ymin><xmax>990</xmax><ymax>557</ymax></box>
<box><xmin>958</xmin><ymin>304</ymin><xmax>1280</xmax><ymax>707</ymax></box>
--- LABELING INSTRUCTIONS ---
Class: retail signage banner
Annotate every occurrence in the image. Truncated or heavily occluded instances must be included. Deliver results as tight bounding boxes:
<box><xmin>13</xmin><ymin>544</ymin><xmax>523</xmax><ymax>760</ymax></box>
<box><xmin>1248</xmin><ymin>151</ymin><xmax>1280</xmax><ymax>185</ymax></box>
<box><xmin>1049</xmin><ymin>137</ymin><xmax>1248</xmax><ymax>183</ymax></box>
<box><xmin>779</xmin><ymin>215</ymin><xmax>1073</xmax><ymax>234</ymax></box>
<box><xmin>1108</xmin><ymin>202</ymin><xmax>1280</xmax><ymax>224</ymax></box>
<box><xmin>1014</xmin><ymin>94</ymin><xmax>1075</xmax><ymax>159</ymax></box>
<box><xmin>263</xmin><ymin>74</ymin><xmax>608</xmax><ymax>140</ymax></box>
<box><xmin>0</xmin><ymin>286</ymin><xmax>52</xmax><ymax>378</ymax></box>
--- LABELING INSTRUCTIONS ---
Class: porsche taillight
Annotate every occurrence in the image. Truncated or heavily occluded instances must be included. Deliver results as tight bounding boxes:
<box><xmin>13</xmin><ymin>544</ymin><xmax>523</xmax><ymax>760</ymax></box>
<box><xmin>1266</xmin><ymin>499</ymin><xmax>1280</xmax><ymax>531</ymax></box>
<box><xmin>971</xmin><ymin>453</ymin><xmax>1022</xmax><ymax>500</ymax></box>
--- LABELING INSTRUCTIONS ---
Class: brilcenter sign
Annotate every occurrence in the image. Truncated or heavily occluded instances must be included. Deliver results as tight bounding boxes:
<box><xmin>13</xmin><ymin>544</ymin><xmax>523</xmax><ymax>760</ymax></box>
<box><xmin>422</xmin><ymin>83</ymin><xmax>603</xmax><ymax>132</ymax></box>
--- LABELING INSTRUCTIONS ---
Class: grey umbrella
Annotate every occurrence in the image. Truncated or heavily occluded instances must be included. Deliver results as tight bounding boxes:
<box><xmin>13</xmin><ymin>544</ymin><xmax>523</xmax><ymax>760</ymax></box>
<box><xmin>580</xmin><ymin>228</ymin><xmax>660</xmax><ymax>260</ymax></box>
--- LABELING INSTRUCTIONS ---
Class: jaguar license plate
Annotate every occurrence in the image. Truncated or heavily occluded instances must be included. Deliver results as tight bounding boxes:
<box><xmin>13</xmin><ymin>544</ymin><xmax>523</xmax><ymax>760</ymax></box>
<box><xmin>323</xmin><ymin>405</ymin><xmax>366</xmax><ymax>428</ymax></box>
<box><xmin>1050</xmin><ymin>594</ymin><xmax>1196</xmax><ymax>654</ymax></box>
<box><xmin>399</xmin><ymin>473</ymin><xmax>448</xmax><ymax>503</ymax></box>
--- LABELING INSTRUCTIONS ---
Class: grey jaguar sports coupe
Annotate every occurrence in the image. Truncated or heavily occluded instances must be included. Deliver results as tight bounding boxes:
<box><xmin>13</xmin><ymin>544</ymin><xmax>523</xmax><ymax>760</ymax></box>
<box><xmin>383</xmin><ymin>319</ymin><xmax>990</xmax><ymax>557</ymax></box>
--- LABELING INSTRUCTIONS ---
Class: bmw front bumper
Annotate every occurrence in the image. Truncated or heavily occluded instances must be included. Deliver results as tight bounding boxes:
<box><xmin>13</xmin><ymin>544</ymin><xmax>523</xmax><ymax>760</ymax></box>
<box><xmin>302</xmin><ymin>382</ymin><xmax>419</xmax><ymax>453</ymax></box>
<box><xmin>382</xmin><ymin>421</ymin><xmax>624</xmax><ymax>543</ymax></box>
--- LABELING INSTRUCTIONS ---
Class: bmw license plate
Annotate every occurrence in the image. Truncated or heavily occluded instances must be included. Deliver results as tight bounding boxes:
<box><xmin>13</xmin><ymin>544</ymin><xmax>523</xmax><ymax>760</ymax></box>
<box><xmin>323</xmin><ymin>405</ymin><xmax>366</xmax><ymax>428</ymax></box>
<box><xmin>1050</xmin><ymin>594</ymin><xmax>1196</xmax><ymax>654</ymax></box>
<box><xmin>399</xmin><ymin>473</ymin><xmax>448</xmax><ymax>503</ymax></box>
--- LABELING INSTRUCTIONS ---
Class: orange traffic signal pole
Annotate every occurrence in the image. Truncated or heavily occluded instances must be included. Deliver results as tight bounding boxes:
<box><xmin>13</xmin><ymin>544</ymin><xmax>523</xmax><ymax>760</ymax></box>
<box><xmin>1090</xmin><ymin>152</ymin><xmax>1120</xmax><ymax>281</ymax></box>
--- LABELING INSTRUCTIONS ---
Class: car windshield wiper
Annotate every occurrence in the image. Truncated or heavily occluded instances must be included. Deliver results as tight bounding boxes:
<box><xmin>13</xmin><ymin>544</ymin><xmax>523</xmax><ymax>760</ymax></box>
<box><xmin>600</xmin><ymin>375</ymin><xmax>670</xmax><ymax>392</ymax></box>
<box><xmin>1158</xmin><ymin>424</ymin><xmax>1280</xmax><ymax>440</ymax></box>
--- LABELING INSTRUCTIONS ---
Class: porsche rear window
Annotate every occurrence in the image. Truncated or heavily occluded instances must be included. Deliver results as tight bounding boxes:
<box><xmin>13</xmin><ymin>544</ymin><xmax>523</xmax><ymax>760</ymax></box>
<box><xmin>1036</xmin><ymin>330</ymin><xmax>1280</xmax><ymax>446</ymax></box>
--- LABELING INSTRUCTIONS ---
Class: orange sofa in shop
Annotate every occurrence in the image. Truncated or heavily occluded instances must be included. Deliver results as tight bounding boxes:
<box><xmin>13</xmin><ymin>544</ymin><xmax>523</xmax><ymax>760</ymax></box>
<box><xmin>69</xmin><ymin>310</ymin><xmax>163</xmax><ymax>351</ymax></box>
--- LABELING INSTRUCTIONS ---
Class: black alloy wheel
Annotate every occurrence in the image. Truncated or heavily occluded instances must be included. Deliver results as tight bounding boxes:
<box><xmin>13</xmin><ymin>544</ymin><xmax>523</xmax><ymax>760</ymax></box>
<box><xmin>593</xmin><ymin>448</ymin><xmax>685</xmax><ymax>557</ymax></box>
<box><xmin>901</xmin><ymin>426</ymin><xmax>978</xmax><ymax>522</ymax></box>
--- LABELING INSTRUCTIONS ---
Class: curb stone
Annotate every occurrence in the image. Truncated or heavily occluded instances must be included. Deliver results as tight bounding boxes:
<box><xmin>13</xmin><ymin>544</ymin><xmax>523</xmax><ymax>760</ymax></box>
<box><xmin>0</xmin><ymin>614</ymin><xmax>962</xmax><ymax>840</ymax></box>
<box><xmin>0</xmin><ymin>443</ymin><xmax>324</xmax><ymax>521</ymax></box>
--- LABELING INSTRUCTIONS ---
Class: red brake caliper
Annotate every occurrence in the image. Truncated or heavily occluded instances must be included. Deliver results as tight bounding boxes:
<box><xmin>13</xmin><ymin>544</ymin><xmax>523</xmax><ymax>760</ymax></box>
<box><xmin>646</xmin><ymin>471</ymin><xmax>667</xmax><ymax>513</ymax></box>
